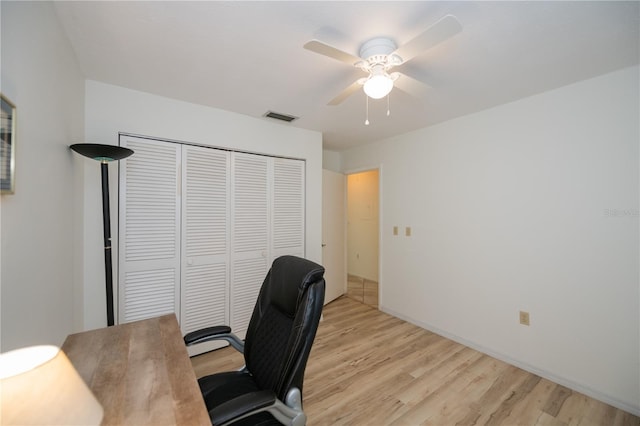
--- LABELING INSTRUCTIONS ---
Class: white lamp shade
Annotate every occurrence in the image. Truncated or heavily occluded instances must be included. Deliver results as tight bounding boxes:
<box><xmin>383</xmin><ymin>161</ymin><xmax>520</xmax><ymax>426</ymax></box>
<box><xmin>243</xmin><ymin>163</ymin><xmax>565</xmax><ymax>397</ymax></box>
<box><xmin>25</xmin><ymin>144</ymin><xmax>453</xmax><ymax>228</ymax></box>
<box><xmin>0</xmin><ymin>345</ymin><xmax>103</xmax><ymax>425</ymax></box>
<box><xmin>363</xmin><ymin>74</ymin><xmax>394</xmax><ymax>99</ymax></box>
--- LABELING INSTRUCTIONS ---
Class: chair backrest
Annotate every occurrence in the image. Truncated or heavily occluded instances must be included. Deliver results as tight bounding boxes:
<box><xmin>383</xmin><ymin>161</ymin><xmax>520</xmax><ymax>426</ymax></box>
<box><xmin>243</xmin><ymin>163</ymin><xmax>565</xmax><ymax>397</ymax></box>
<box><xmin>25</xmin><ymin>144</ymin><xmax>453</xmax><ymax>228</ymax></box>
<box><xmin>243</xmin><ymin>255</ymin><xmax>325</xmax><ymax>401</ymax></box>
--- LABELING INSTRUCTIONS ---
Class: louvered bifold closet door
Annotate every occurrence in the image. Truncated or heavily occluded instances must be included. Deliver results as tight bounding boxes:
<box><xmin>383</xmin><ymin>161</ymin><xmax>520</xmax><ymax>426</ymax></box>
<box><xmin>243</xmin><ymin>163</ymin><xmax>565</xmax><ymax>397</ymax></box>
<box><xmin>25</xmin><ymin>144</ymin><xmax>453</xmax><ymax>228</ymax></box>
<box><xmin>181</xmin><ymin>145</ymin><xmax>230</xmax><ymax>335</ymax></box>
<box><xmin>230</xmin><ymin>152</ymin><xmax>269</xmax><ymax>337</ymax></box>
<box><xmin>118</xmin><ymin>136</ymin><xmax>181</xmax><ymax>324</ymax></box>
<box><xmin>271</xmin><ymin>158</ymin><xmax>305</xmax><ymax>263</ymax></box>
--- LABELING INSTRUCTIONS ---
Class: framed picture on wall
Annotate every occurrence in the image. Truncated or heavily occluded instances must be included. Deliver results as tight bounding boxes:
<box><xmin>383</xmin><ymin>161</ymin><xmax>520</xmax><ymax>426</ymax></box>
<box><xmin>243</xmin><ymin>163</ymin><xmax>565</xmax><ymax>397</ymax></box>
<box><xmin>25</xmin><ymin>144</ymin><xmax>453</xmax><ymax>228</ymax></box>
<box><xmin>1</xmin><ymin>94</ymin><xmax>16</xmax><ymax>194</ymax></box>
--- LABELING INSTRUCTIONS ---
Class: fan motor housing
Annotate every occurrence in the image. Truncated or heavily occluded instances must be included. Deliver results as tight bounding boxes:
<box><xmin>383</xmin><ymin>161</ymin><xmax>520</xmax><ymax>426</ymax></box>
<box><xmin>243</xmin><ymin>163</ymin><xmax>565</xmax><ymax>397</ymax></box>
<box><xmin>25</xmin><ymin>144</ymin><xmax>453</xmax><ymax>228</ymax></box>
<box><xmin>359</xmin><ymin>37</ymin><xmax>397</xmax><ymax>60</ymax></box>
<box><xmin>358</xmin><ymin>37</ymin><xmax>402</xmax><ymax>71</ymax></box>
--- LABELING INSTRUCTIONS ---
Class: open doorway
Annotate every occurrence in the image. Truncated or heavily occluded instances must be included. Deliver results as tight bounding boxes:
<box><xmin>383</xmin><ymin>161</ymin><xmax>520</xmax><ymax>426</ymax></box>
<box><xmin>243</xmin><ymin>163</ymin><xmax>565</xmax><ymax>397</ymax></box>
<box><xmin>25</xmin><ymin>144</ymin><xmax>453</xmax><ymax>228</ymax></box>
<box><xmin>346</xmin><ymin>169</ymin><xmax>379</xmax><ymax>308</ymax></box>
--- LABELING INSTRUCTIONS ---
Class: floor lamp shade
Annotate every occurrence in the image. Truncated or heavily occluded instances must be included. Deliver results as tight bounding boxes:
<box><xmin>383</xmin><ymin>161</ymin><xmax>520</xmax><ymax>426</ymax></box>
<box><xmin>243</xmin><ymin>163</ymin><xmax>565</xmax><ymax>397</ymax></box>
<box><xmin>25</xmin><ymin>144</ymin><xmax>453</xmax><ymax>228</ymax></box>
<box><xmin>70</xmin><ymin>143</ymin><xmax>134</xmax><ymax>162</ymax></box>
<box><xmin>71</xmin><ymin>143</ymin><xmax>133</xmax><ymax>326</ymax></box>
<box><xmin>0</xmin><ymin>345</ymin><xmax>103</xmax><ymax>425</ymax></box>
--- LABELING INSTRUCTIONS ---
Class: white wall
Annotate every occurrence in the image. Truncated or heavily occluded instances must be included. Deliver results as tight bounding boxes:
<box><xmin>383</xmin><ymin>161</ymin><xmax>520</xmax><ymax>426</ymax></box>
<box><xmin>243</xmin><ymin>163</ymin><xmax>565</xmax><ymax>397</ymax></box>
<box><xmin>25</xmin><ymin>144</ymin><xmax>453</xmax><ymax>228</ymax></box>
<box><xmin>341</xmin><ymin>66</ymin><xmax>640</xmax><ymax>414</ymax></box>
<box><xmin>81</xmin><ymin>80</ymin><xmax>323</xmax><ymax>330</ymax></box>
<box><xmin>323</xmin><ymin>149</ymin><xmax>342</xmax><ymax>173</ymax></box>
<box><xmin>0</xmin><ymin>2</ymin><xmax>85</xmax><ymax>350</ymax></box>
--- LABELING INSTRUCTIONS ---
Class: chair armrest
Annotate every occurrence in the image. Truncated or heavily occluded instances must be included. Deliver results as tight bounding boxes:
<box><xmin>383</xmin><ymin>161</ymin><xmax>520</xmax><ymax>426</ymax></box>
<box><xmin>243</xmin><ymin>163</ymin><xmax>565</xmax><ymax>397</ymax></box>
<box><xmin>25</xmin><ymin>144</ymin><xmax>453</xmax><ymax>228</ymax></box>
<box><xmin>183</xmin><ymin>326</ymin><xmax>245</xmax><ymax>353</ymax></box>
<box><xmin>210</xmin><ymin>390</ymin><xmax>275</xmax><ymax>425</ymax></box>
<box><xmin>184</xmin><ymin>326</ymin><xmax>231</xmax><ymax>344</ymax></box>
<box><xmin>210</xmin><ymin>390</ymin><xmax>306</xmax><ymax>426</ymax></box>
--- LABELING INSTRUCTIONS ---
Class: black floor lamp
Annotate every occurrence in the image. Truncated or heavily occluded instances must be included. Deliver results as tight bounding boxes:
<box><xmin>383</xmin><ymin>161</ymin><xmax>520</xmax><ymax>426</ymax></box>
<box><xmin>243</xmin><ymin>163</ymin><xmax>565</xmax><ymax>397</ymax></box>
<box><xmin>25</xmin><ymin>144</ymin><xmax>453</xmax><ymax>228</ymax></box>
<box><xmin>71</xmin><ymin>143</ymin><xmax>134</xmax><ymax>326</ymax></box>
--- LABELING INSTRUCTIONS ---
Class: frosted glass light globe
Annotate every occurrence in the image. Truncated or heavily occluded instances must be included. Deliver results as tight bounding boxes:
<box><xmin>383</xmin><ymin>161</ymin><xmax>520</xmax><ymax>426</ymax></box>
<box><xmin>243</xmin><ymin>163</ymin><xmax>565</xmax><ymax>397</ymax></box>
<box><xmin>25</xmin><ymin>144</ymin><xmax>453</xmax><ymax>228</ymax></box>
<box><xmin>363</xmin><ymin>74</ymin><xmax>393</xmax><ymax>99</ymax></box>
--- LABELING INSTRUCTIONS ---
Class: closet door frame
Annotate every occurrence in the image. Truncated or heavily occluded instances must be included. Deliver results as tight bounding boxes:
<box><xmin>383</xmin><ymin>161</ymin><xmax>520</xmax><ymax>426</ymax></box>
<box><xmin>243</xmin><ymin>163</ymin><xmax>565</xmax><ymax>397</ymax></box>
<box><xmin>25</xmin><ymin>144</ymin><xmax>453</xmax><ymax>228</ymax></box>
<box><xmin>118</xmin><ymin>134</ymin><xmax>306</xmax><ymax>333</ymax></box>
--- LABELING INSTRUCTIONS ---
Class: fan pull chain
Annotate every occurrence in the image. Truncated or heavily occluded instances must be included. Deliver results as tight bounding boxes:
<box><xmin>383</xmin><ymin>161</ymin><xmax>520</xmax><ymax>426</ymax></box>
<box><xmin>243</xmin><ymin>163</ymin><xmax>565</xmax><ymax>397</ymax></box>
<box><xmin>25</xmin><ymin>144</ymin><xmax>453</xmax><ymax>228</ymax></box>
<box><xmin>387</xmin><ymin>93</ymin><xmax>391</xmax><ymax>117</ymax></box>
<box><xmin>365</xmin><ymin>95</ymin><xmax>370</xmax><ymax>126</ymax></box>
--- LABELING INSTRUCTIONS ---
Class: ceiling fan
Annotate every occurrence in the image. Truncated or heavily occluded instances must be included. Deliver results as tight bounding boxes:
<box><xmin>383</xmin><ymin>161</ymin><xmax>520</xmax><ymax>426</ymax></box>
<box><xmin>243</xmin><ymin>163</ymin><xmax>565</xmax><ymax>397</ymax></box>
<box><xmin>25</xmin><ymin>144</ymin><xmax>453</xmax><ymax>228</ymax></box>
<box><xmin>304</xmin><ymin>15</ymin><xmax>462</xmax><ymax>106</ymax></box>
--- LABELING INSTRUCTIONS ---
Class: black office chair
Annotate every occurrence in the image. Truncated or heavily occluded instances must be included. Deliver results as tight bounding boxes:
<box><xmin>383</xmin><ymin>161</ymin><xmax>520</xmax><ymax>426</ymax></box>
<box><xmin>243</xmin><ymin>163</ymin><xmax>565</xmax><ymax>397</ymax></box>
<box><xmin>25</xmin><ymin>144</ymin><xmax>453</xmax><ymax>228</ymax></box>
<box><xmin>184</xmin><ymin>255</ymin><xmax>326</xmax><ymax>426</ymax></box>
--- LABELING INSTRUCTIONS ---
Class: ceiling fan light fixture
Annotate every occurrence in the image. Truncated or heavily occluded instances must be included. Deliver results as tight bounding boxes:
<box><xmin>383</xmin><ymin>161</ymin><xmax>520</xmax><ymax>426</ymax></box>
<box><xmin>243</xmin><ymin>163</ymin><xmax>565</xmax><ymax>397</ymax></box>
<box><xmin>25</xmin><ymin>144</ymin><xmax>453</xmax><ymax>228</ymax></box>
<box><xmin>363</xmin><ymin>74</ymin><xmax>393</xmax><ymax>99</ymax></box>
<box><xmin>304</xmin><ymin>14</ymin><xmax>462</xmax><ymax>106</ymax></box>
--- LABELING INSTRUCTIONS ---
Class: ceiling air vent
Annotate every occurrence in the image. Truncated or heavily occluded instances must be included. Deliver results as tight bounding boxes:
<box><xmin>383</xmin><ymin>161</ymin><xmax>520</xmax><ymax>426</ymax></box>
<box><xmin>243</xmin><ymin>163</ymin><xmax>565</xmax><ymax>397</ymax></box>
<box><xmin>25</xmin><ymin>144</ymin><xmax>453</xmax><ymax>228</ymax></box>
<box><xmin>263</xmin><ymin>111</ymin><xmax>299</xmax><ymax>123</ymax></box>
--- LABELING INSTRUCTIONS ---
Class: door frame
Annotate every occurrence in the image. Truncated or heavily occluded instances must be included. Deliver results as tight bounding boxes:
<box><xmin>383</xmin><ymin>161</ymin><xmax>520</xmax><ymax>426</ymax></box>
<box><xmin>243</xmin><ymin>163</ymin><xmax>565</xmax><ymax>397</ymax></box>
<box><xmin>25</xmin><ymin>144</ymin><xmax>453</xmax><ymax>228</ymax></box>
<box><xmin>344</xmin><ymin>164</ymin><xmax>383</xmax><ymax>308</ymax></box>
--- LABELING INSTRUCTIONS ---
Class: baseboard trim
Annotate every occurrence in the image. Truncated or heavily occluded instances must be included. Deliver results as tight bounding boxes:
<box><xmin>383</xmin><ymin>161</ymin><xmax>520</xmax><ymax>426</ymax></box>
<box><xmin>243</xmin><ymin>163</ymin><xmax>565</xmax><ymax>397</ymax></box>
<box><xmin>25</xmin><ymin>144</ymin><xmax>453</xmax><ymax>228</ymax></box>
<box><xmin>380</xmin><ymin>305</ymin><xmax>640</xmax><ymax>417</ymax></box>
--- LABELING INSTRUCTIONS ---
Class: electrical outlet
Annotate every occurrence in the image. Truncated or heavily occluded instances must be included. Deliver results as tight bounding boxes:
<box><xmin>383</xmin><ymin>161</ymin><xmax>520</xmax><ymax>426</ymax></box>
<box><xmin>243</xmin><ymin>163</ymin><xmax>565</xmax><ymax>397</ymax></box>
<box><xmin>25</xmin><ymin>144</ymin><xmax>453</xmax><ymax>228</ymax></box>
<box><xmin>519</xmin><ymin>311</ymin><xmax>530</xmax><ymax>326</ymax></box>
<box><xmin>393</xmin><ymin>226</ymin><xmax>398</xmax><ymax>236</ymax></box>
<box><xmin>405</xmin><ymin>226</ymin><xmax>412</xmax><ymax>237</ymax></box>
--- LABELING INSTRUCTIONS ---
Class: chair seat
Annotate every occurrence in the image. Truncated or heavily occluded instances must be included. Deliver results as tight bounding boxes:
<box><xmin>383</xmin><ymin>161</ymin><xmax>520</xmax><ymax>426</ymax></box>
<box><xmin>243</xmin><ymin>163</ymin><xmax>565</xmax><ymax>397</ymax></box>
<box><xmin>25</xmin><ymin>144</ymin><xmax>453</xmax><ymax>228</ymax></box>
<box><xmin>199</xmin><ymin>371</ymin><xmax>281</xmax><ymax>426</ymax></box>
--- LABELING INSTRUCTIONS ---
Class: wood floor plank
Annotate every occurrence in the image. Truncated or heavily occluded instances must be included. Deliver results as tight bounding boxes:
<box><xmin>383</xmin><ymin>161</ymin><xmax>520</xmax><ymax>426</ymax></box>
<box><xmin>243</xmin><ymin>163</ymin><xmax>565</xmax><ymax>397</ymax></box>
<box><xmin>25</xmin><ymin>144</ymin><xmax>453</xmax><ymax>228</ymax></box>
<box><xmin>191</xmin><ymin>297</ymin><xmax>640</xmax><ymax>425</ymax></box>
<box><xmin>543</xmin><ymin>385</ymin><xmax>573</xmax><ymax>417</ymax></box>
<box><xmin>499</xmin><ymin>378</ymin><xmax>558</xmax><ymax>425</ymax></box>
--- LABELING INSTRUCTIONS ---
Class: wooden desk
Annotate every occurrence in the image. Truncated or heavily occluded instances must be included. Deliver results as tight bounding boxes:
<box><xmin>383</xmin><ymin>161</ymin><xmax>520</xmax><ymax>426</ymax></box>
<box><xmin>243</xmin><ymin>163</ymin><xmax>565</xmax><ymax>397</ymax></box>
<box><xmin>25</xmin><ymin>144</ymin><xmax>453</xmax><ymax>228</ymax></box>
<box><xmin>62</xmin><ymin>314</ymin><xmax>210</xmax><ymax>425</ymax></box>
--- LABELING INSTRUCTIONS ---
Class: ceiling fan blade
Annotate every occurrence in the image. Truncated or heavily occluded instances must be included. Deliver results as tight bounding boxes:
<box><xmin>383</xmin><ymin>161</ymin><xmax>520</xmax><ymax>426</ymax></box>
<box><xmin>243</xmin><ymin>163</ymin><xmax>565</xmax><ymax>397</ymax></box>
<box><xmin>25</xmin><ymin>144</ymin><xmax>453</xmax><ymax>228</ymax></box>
<box><xmin>328</xmin><ymin>80</ymin><xmax>362</xmax><ymax>105</ymax></box>
<box><xmin>393</xmin><ymin>72</ymin><xmax>432</xmax><ymax>98</ymax></box>
<box><xmin>304</xmin><ymin>39</ymin><xmax>361</xmax><ymax>65</ymax></box>
<box><xmin>393</xmin><ymin>15</ymin><xmax>462</xmax><ymax>64</ymax></box>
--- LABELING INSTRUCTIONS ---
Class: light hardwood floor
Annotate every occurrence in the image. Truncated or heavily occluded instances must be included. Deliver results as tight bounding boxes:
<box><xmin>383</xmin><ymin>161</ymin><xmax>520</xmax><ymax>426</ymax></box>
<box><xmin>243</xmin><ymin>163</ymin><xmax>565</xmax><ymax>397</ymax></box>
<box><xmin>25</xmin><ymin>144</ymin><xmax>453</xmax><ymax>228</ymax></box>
<box><xmin>191</xmin><ymin>297</ymin><xmax>639</xmax><ymax>426</ymax></box>
<box><xmin>347</xmin><ymin>274</ymin><xmax>379</xmax><ymax>308</ymax></box>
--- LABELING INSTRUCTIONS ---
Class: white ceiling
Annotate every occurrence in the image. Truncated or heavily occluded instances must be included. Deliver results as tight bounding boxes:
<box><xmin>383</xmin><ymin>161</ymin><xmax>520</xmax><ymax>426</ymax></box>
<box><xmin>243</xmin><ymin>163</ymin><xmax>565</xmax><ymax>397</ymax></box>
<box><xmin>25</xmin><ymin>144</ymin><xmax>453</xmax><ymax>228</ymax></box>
<box><xmin>53</xmin><ymin>1</ymin><xmax>639</xmax><ymax>151</ymax></box>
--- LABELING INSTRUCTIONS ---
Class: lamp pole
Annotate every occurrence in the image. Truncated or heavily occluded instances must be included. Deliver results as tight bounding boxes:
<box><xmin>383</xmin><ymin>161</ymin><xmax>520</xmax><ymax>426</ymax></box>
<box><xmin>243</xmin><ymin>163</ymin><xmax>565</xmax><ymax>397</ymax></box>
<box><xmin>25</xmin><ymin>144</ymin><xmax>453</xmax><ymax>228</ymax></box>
<box><xmin>71</xmin><ymin>143</ymin><xmax>134</xmax><ymax>326</ymax></box>
<box><xmin>100</xmin><ymin>161</ymin><xmax>114</xmax><ymax>326</ymax></box>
